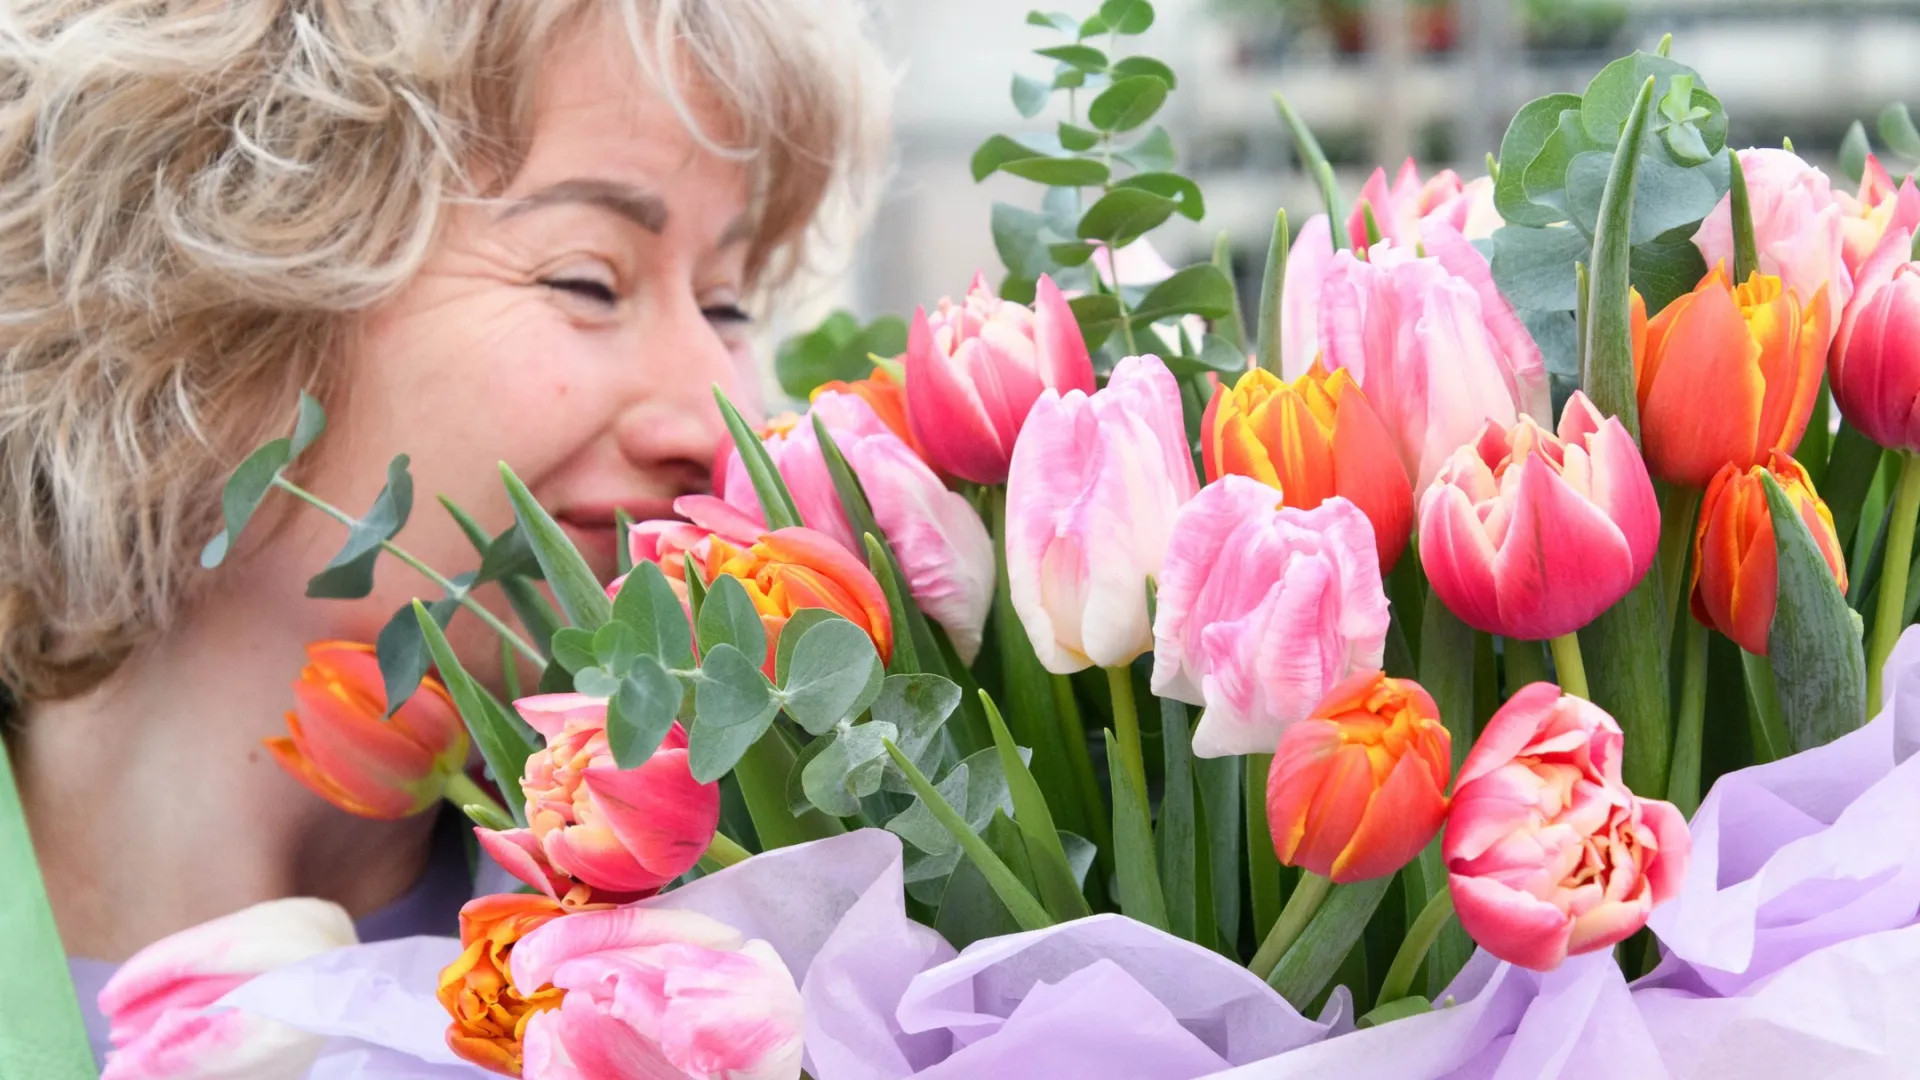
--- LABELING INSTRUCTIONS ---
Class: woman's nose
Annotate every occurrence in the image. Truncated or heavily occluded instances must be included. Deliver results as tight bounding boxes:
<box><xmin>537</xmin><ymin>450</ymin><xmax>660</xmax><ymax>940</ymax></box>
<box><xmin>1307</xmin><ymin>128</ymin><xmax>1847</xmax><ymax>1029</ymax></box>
<box><xmin>611</xmin><ymin>304</ymin><xmax>752</xmax><ymax>495</ymax></box>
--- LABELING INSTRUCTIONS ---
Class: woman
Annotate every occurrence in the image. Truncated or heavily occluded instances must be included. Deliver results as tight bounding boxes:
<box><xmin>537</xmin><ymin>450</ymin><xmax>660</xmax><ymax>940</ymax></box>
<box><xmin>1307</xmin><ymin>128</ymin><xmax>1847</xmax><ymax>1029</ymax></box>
<box><xmin>0</xmin><ymin>0</ymin><xmax>885</xmax><ymax>1059</ymax></box>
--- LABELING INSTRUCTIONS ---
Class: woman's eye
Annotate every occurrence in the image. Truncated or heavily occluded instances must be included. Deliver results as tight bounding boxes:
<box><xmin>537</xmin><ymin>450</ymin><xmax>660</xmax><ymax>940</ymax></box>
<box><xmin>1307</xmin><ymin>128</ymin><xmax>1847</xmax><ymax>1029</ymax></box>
<box><xmin>702</xmin><ymin>303</ymin><xmax>751</xmax><ymax>326</ymax></box>
<box><xmin>541</xmin><ymin>277</ymin><xmax>618</xmax><ymax>305</ymax></box>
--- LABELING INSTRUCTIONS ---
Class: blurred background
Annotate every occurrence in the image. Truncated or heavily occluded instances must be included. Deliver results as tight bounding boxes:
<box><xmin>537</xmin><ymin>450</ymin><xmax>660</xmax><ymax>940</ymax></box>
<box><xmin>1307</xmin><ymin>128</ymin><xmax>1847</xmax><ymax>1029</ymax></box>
<box><xmin>766</xmin><ymin>0</ymin><xmax>1920</xmax><ymax>385</ymax></box>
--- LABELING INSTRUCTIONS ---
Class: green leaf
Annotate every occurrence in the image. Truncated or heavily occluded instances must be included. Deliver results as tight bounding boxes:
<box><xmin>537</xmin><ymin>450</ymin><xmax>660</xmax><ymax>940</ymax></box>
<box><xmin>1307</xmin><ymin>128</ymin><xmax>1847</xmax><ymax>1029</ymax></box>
<box><xmin>863</xmin><ymin>534</ymin><xmax>921</xmax><ymax>676</ymax></box>
<box><xmin>983</xmin><ymin>693</ymin><xmax>1092</xmax><ymax>922</ymax></box>
<box><xmin>1034</xmin><ymin>44</ymin><xmax>1107</xmax><ymax>72</ymax></box>
<box><xmin>1156</xmin><ymin>696</ymin><xmax>1199</xmax><ymax>942</ymax></box>
<box><xmin>1069</xmin><ymin>293</ymin><xmax>1123</xmax><ymax>350</ymax></box>
<box><xmin>472</xmin><ymin>523</ymin><xmax>539</xmax><ymax>585</ymax></box>
<box><xmin>1052</xmin><ymin>66</ymin><xmax>1087</xmax><ymax>91</ymax></box>
<box><xmin>991</xmin><ymin>203</ymin><xmax>1058</xmax><ymax>281</ymax></box>
<box><xmin>781</xmin><ymin>618</ymin><xmax>884</xmax><ymax>734</ymax></box>
<box><xmin>1581</xmin><ymin>75</ymin><xmax>1657</xmax><ymax>439</ymax></box>
<box><xmin>1489</xmin><ymin>224</ymin><xmax>1590</xmax><ymax>312</ymax></box>
<box><xmin>715</xmin><ymin>389</ymin><xmax>802</xmax><ymax>531</ymax></box>
<box><xmin>607</xmin><ymin>655</ymin><xmax>683</xmax><ymax>768</ymax></box>
<box><xmin>1011</xmin><ymin>72</ymin><xmax>1051</xmax><ymax>119</ymax></box>
<box><xmin>1099</xmin><ymin>0</ymin><xmax>1154</xmax><ymax>33</ymax></box>
<box><xmin>774</xmin><ymin>608</ymin><xmax>842</xmax><ymax>686</ymax></box>
<box><xmin>1133</xmin><ymin>264</ymin><xmax>1236</xmax><ymax>322</ymax></box>
<box><xmin>0</xmin><ymin>735</ymin><xmax>97</xmax><ymax>1080</ymax></box>
<box><xmin>688</xmin><ymin>644</ymin><xmax>781</xmax><ymax>782</ymax></box>
<box><xmin>593</xmin><ymin>621</ymin><xmax>639</xmax><ymax>675</ymax></box>
<box><xmin>1728</xmin><ymin>151</ymin><xmax>1759</xmax><ymax>283</ymax></box>
<box><xmin>1253</xmin><ymin>209</ymin><xmax>1291</xmax><ymax>374</ymax></box>
<box><xmin>1165</xmin><ymin>333</ymin><xmax>1249</xmax><ymax>379</ymax></box>
<box><xmin>884</xmin><ymin>740</ymin><xmax>1053</xmax><ymax>932</ymax></box>
<box><xmin>1106</xmin><ymin>730</ymin><xmax>1170</xmax><ymax>930</ymax></box>
<box><xmin>1877</xmin><ymin>102</ymin><xmax>1920</xmax><ymax>160</ymax></box>
<box><xmin>1564</xmin><ymin>146</ymin><xmax>1729</xmax><ymax>248</ymax></box>
<box><xmin>306</xmin><ymin>454</ymin><xmax>414</xmax><ymax>599</ymax></box>
<box><xmin>1195</xmin><ymin>755</ymin><xmax>1242</xmax><ymax>956</ymax></box>
<box><xmin>771</xmin><ymin>311</ymin><xmax>907</xmax><ymax>400</ymax></box>
<box><xmin>290</xmin><ymin>390</ymin><xmax>326</xmax><ymax>457</ymax></box>
<box><xmin>1077</xmin><ymin>187</ymin><xmax>1178</xmax><ymax>246</ymax></box>
<box><xmin>1111</xmin><ymin>55</ymin><xmax>1175</xmax><ymax>88</ymax></box>
<box><xmin>1088</xmin><ymin>75</ymin><xmax>1168</xmax><ymax>133</ymax></box>
<box><xmin>876</xmin><ymin>673</ymin><xmax>963</xmax><ymax>789</ymax></box>
<box><xmin>501</xmin><ymin>462</ymin><xmax>612</xmax><ymax>629</ymax></box>
<box><xmin>1266</xmin><ymin>874</ymin><xmax>1393</xmax><ymax>1009</ymax></box>
<box><xmin>803</xmin><ymin>721</ymin><xmax>897</xmax><ymax>816</ymax></box>
<box><xmin>1628</xmin><ymin>227</ymin><xmax>1711</xmax><ymax>315</ymax></box>
<box><xmin>375</xmin><ymin>573</ymin><xmax>472</xmax><ymax>718</ymax></box>
<box><xmin>1839</xmin><ymin>120</ymin><xmax>1872</xmax><ymax>186</ymax></box>
<box><xmin>696</xmin><ymin>573</ymin><xmax>766</xmax><ymax>662</ymax></box>
<box><xmin>414</xmin><ymin>600</ymin><xmax>536</xmax><ymax>826</ymax></box>
<box><xmin>611</xmin><ymin>560</ymin><xmax>696</xmax><ymax>670</ymax></box>
<box><xmin>201</xmin><ymin>438</ymin><xmax>291</xmax><ymax>568</ymax></box>
<box><xmin>1495</xmin><ymin>93</ymin><xmax>1585</xmax><ymax>227</ymax></box>
<box><xmin>1049</xmin><ymin>242</ymin><xmax>1097</xmax><ymax>266</ymax></box>
<box><xmin>1001</xmin><ymin>156</ymin><xmax>1110</xmax><ymax>187</ymax></box>
<box><xmin>1580</xmin><ymin>52</ymin><xmax>1717</xmax><ymax>149</ymax></box>
<box><xmin>1826</xmin><ymin>420</ymin><xmax>1886</xmax><ymax>551</ymax></box>
<box><xmin>575</xmin><ymin>666</ymin><xmax>620</xmax><ymax>698</ymax></box>
<box><xmin>1273</xmin><ymin>92</ymin><xmax>1343</xmax><ymax>237</ymax></box>
<box><xmin>1057</xmin><ymin>121</ymin><xmax>1100</xmax><ymax>152</ymax></box>
<box><xmin>1115</xmin><ymin>125</ymin><xmax>1176</xmax><ymax>172</ymax></box>
<box><xmin>972</xmin><ymin>134</ymin><xmax>1045</xmax><ymax>182</ymax></box>
<box><xmin>1114</xmin><ymin>171</ymin><xmax>1204</xmax><ymax>221</ymax></box>
<box><xmin>551</xmin><ymin>627</ymin><xmax>597</xmax><ymax>673</ymax></box>
<box><xmin>1077</xmin><ymin>13</ymin><xmax>1108</xmax><ymax>37</ymax></box>
<box><xmin>1765</xmin><ymin>473</ymin><xmax>1868</xmax><ymax>752</ymax></box>
<box><xmin>1027</xmin><ymin>9</ymin><xmax>1078</xmax><ymax>33</ymax></box>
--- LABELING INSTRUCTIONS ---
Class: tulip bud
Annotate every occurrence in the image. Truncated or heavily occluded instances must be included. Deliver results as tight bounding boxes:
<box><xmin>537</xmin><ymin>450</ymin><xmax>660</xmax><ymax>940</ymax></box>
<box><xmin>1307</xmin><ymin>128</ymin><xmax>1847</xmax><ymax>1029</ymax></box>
<box><xmin>1694</xmin><ymin>147</ymin><xmax>1851</xmax><ymax>342</ymax></box>
<box><xmin>439</xmin><ymin>893</ymin><xmax>570</xmax><ymax>1076</ymax></box>
<box><xmin>1266</xmin><ymin>671</ymin><xmax>1451</xmax><ymax>884</ymax></box>
<box><xmin>1418</xmin><ymin>391</ymin><xmax>1660</xmax><ymax>641</ymax></box>
<box><xmin>1831</xmin><ymin>226</ymin><xmax>1920</xmax><ymax>453</ymax></box>
<box><xmin>1203</xmin><ymin>363</ymin><xmax>1413</xmax><ymax>571</ymax></box>
<box><xmin>1445</xmin><ymin>684</ymin><xmax>1690</xmax><ymax>971</ymax></box>
<box><xmin>905</xmin><ymin>271</ymin><xmax>1096</xmax><ymax>484</ymax></box>
<box><xmin>1635</xmin><ymin>267</ymin><xmax>1827</xmax><ymax>489</ymax></box>
<box><xmin>265</xmin><ymin>641</ymin><xmax>469</xmax><ymax>821</ymax></box>
<box><xmin>1691</xmin><ymin>451</ymin><xmax>1847</xmax><ymax>655</ymax></box>
<box><xmin>1835</xmin><ymin>154</ymin><xmax>1920</xmax><ymax>277</ymax></box>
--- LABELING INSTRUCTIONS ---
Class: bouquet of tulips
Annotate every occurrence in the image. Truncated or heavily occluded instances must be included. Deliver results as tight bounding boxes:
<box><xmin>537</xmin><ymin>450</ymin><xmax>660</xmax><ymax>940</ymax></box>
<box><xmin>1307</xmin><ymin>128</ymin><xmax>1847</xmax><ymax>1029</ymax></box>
<box><xmin>20</xmin><ymin>4</ymin><xmax>1920</xmax><ymax>1078</ymax></box>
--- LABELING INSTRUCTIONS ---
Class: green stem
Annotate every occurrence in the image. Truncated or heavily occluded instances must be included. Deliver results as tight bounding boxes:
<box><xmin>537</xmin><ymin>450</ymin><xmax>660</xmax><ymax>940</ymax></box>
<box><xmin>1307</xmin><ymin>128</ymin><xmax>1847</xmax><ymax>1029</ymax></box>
<box><xmin>1246</xmin><ymin>752</ymin><xmax>1283</xmax><ymax>939</ymax></box>
<box><xmin>1248</xmin><ymin>870</ymin><xmax>1333</xmax><ymax>979</ymax></box>
<box><xmin>1741</xmin><ymin>648</ymin><xmax>1792</xmax><ymax>762</ymax></box>
<box><xmin>274</xmin><ymin>477</ymin><xmax>545</xmax><ymax>666</ymax></box>
<box><xmin>1104</xmin><ymin>666</ymin><xmax>1149</xmax><ymax>802</ymax></box>
<box><xmin>1868</xmin><ymin>450</ymin><xmax>1920</xmax><ymax>714</ymax></box>
<box><xmin>704</xmin><ymin>831</ymin><xmax>753</xmax><ymax>867</ymax></box>
<box><xmin>443</xmin><ymin>771</ymin><xmax>513</xmax><ymax>828</ymax></box>
<box><xmin>1667</xmin><ymin>616</ymin><xmax>1711</xmax><ymax>818</ymax></box>
<box><xmin>1656</xmin><ymin>484</ymin><xmax>1704</xmax><ymax>643</ymax></box>
<box><xmin>1548</xmin><ymin>633</ymin><xmax>1591</xmax><ymax>699</ymax></box>
<box><xmin>1051</xmin><ymin>674</ymin><xmax>1113</xmax><ymax>872</ymax></box>
<box><xmin>1377</xmin><ymin>885</ymin><xmax>1456</xmax><ymax>1005</ymax></box>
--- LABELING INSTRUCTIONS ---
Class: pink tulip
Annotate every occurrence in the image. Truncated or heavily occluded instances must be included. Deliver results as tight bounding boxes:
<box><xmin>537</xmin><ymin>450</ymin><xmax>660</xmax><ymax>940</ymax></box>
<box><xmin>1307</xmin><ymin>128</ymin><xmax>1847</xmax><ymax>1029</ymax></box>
<box><xmin>1278</xmin><ymin>214</ymin><xmax>1338</xmax><ymax>377</ymax></box>
<box><xmin>1835</xmin><ymin>154</ymin><xmax>1920</xmax><ymax>278</ymax></box>
<box><xmin>1317</xmin><ymin>219</ymin><xmax>1550</xmax><ymax>492</ymax></box>
<box><xmin>477</xmin><ymin>695</ymin><xmax>719</xmax><ymax>907</ymax></box>
<box><xmin>716</xmin><ymin>390</ymin><xmax>995</xmax><ymax>662</ymax></box>
<box><xmin>1695</xmin><ymin>148</ymin><xmax>1852</xmax><ymax>343</ymax></box>
<box><xmin>98</xmin><ymin>898</ymin><xmax>356</xmax><ymax>1080</ymax></box>
<box><xmin>905</xmin><ymin>271</ymin><xmax>1097</xmax><ymax>485</ymax></box>
<box><xmin>512</xmin><ymin>905</ymin><xmax>804</xmax><ymax>1080</ymax></box>
<box><xmin>625</xmin><ymin>494</ymin><xmax>764</xmax><ymax>603</ymax></box>
<box><xmin>1831</xmin><ymin>225</ymin><xmax>1920</xmax><ymax>453</ymax></box>
<box><xmin>1419</xmin><ymin>391</ymin><xmax>1659</xmax><ymax>641</ymax></box>
<box><xmin>1444</xmin><ymin>684</ymin><xmax>1690</xmax><ymax>971</ymax></box>
<box><xmin>1152</xmin><ymin>477</ymin><xmax>1391</xmax><ymax>757</ymax></box>
<box><xmin>1346</xmin><ymin>158</ymin><xmax>1492</xmax><ymax>253</ymax></box>
<box><xmin>1005</xmin><ymin>355</ymin><xmax>1199</xmax><ymax>673</ymax></box>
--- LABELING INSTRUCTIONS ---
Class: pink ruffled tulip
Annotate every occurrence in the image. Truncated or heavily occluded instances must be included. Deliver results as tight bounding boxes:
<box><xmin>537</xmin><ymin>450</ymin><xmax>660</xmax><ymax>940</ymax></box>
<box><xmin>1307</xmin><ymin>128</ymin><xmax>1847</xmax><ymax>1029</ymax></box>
<box><xmin>1151</xmin><ymin>477</ymin><xmax>1391</xmax><ymax>758</ymax></box>
<box><xmin>905</xmin><ymin>271</ymin><xmax>1096</xmax><ymax>485</ymax></box>
<box><xmin>717</xmin><ymin>391</ymin><xmax>995</xmax><ymax>662</ymax></box>
<box><xmin>1278</xmin><ymin>214</ymin><xmax>1338</xmax><ymax>376</ymax></box>
<box><xmin>1831</xmin><ymin>226</ymin><xmax>1920</xmax><ymax>453</ymax></box>
<box><xmin>1345</xmin><ymin>159</ymin><xmax>1498</xmax><ymax>253</ymax></box>
<box><xmin>1444</xmin><ymin>684</ymin><xmax>1691</xmax><ymax>971</ymax></box>
<box><xmin>1005</xmin><ymin>355</ymin><xmax>1200</xmax><ymax>673</ymax></box>
<box><xmin>1836</xmin><ymin>154</ymin><xmax>1920</xmax><ymax>277</ymax></box>
<box><xmin>1695</xmin><ymin>147</ymin><xmax>1852</xmax><ymax>342</ymax></box>
<box><xmin>99</xmin><ymin>898</ymin><xmax>356</xmax><ymax>1080</ymax></box>
<box><xmin>1317</xmin><ymin>219</ymin><xmax>1550</xmax><ymax>492</ymax></box>
<box><xmin>512</xmin><ymin>905</ymin><xmax>804</xmax><ymax>1080</ymax></box>
<box><xmin>478</xmin><ymin>695</ymin><xmax>719</xmax><ymax>907</ymax></box>
<box><xmin>1418</xmin><ymin>391</ymin><xmax>1659</xmax><ymax>641</ymax></box>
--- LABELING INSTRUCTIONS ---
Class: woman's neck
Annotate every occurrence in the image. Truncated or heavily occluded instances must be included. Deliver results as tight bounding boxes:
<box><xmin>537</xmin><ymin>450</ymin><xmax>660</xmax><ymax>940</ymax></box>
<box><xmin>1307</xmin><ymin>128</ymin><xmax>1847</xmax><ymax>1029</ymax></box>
<box><xmin>14</xmin><ymin>599</ymin><xmax>438</xmax><ymax>962</ymax></box>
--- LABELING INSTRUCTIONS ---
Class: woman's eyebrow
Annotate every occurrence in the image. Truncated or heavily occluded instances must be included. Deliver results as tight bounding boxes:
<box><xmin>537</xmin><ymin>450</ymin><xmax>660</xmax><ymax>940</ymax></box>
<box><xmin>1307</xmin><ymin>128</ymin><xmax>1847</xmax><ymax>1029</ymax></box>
<box><xmin>499</xmin><ymin>178</ymin><xmax>667</xmax><ymax>233</ymax></box>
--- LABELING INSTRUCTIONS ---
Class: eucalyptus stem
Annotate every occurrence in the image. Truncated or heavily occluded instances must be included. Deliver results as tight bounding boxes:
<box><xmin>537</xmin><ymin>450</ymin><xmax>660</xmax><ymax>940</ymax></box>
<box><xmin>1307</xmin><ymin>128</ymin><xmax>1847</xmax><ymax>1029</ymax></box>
<box><xmin>1667</xmin><ymin>616</ymin><xmax>1711</xmax><ymax>818</ymax></box>
<box><xmin>1249</xmin><ymin>870</ymin><xmax>1333</xmax><ymax>979</ymax></box>
<box><xmin>1377</xmin><ymin>885</ymin><xmax>1456</xmax><ymax>1005</ymax></box>
<box><xmin>1867</xmin><ymin>451</ymin><xmax>1920</xmax><ymax>714</ymax></box>
<box><xmin>273</xmin><ymin>476</ymin><xmax>544</xmax><ymax>666</ymax></box>
<box><xmin>1548</xmin><ymin>633</ymin><xmax>1591</xmax><ymax>700</ymax></box>
<box><xmin>443</xmin><ymin>771</ymin><xmax>514</xmax><ymax>830</ymax></box>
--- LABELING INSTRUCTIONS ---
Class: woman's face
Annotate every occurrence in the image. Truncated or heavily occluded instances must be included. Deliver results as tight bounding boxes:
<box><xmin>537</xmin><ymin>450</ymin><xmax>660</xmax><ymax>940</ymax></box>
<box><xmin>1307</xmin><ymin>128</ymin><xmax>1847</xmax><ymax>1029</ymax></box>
<box><xmin>254</xmin><ymin>12</ymin><xmax>759</xmax><ymax>689</ymax></box>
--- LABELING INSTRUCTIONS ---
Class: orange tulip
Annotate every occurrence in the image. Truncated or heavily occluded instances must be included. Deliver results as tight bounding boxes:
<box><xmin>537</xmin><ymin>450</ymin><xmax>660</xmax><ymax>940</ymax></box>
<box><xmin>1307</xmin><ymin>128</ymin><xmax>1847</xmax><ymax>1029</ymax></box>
<box><xmin>1691</xmin><ymin>451</ymin><xmax>1847</xmax><ymax>655</ymax></box>
<box><xmin>438</xmin><ymin>893</ymin><xmax>573</xmax><ymax>1076</ymax></box>
<box><xmin>700</xmin><ymin>526</ymin><xmax>894</xmax><ymax>668</ymax></box>
<box><xmin>265</xmin><ymin>641</ymin><xmax>468</xmax><ymax>820</ymax></box>
<box><xmin>1201</xmin><ymin>363</ymin><xmax>1414</xmax><ymax>571</ymax></box>
<box><xmin>1266</xmin><ymin>670</ymin><xmax>1452</xmax><ymax>884</ymax></box>
<box><xmin>1634</xmin><ymin>266</ymin><xmax>1828</xmax><ymax>489</ymax></box>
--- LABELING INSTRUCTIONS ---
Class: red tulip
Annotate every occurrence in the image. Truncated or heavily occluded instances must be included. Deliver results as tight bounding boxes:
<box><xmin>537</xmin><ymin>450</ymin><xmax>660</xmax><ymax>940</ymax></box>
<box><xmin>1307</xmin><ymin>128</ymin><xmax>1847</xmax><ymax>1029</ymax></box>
<box><xmin>1831</xmin><ymin>226</ymin><xmax>1920</xmax><ymax>453</ymax></box>
<box><xmin>1691</xmin><ymin>451</ymin><xmax>1847</xmax><ymax>655</ymax></box>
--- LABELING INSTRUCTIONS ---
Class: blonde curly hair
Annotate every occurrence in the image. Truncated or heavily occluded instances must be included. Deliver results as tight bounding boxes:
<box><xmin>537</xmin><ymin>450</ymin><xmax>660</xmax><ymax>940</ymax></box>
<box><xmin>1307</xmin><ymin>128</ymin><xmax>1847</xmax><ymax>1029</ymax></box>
<box><xmin>0</xmin><ymin>0</ymin><xmax>888</xmax><ymax>703</ymax></box>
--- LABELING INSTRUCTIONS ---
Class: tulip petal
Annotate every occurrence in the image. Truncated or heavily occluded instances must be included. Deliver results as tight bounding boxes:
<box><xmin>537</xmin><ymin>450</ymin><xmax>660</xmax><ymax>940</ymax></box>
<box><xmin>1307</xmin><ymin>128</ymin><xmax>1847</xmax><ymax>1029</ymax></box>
<box><xmin>510</xmin><ymin>907</ymin><xmax>745</xmax><ymax>994</ymax></box>
<box><xmin>580</xmin><ymin>747</ymin><xmax>720</xmax><ymax>883</ymax></box>
<box><xmin>1487</xmin><ymin>449</ymin><xmax>1637</xmax><ymax>640</ymax></box>
<box><xmin>906</xmin><ymin>306</ymin><xmax>1013</xmax><ymax>485</ymax></box>
<box><xmin>1280</xmin><ymin>215</ymin><xmax>1337</xmax><ymax>379</ymax></box>
<box><xmin>475</xmin><ymin>827</ymin><xmax>576</xmax><ymax>903</ymax></box>
<box><xmin>1448</xmin><ymin>872</ymin><xmax>1573</xmax><ymax>972</ymax></box>
<box><xmin>1032</xmin><ymin>274</ymin><xmax>1097</xmax><ymax>396</ymax></box>
<box><xmin>1330</xmin><ymin>737</ymin><xmax>1448</xmax><ymax>883</ymax></box>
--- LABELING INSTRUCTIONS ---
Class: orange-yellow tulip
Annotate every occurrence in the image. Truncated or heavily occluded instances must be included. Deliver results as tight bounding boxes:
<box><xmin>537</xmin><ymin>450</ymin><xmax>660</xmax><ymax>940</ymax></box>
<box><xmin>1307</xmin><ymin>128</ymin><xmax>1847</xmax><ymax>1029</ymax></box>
<box><xmin>438</xmin><ymin>893</ymin><xmax>572</xmax><ymax>1076</ymax></box>
<box><xmin>1266</xmin><ymin>670</ymin><xmax>1451</xmax><ymax>884</ymax></box>
<box><xmin>266</xmin><ymin>642</ymin><xmax>468</xmax><ymax>820</ymax></box>
<box><xmin>700</xmin><ymin>526</ymin><xmax>895</xmax><ymax>669</ymax></box>
<box><xmin>1202</xmin><ymin>363</ymin><xmax>1414</xmax><ymax>571</ymax></box>
<box><xmin>1634</xmin><ymin>267</ymin><xmax>1828</xmax><ymax>489</ymax></box>
<box><xmin>1691</xmin><ymin>451</ymin><xmax>1847</xmax><ymax>655</ymax></box>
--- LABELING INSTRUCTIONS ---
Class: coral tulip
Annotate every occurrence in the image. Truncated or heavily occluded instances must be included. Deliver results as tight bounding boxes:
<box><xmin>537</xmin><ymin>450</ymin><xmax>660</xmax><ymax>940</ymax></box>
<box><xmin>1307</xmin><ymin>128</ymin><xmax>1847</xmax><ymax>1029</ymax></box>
<box><xmin>1692</xmin><ymin>451</ymin><xmax>1847</xmax><ymax>655</ymax></box>
<box><xmin>99</xmin><ymin>899</ymin><xmax>356</xmax><ymax>1080</ymax></box>
<box><xmin>1835</xmin><ymin>154</ymin><xmax>1920</xmax><ymax>278</ymax></box>
<box><xmin>1444</xmin><ymin>684</ymin><xmax>1691</xmax><ymax>971</ymax></box>
<box><xmin>512</xmin><ymin>905</ymin><xmax>804</xmax><ymax>1080</ymax></box>
<box><xmin>1316</xmin><ymin>219</ymin><xmax>1550</xmax><ymax>491</ymax></box>
<box><xmin>716</xmin><ymin>391</ymin><xmax>993</xmax><ymax>662</ymax></box>
<box><xmin>265</xmin><ymin>641</ymin><xmax>468</xmax><ymax>820</ymax></box>
<box><xmin>1005</xmin><ymin>355</ymin><xmax>1199</xmax><ymax>673</ymax></box>
<box><xmin>439</xmin><ymin>894</ymin><xmax>571</xmax><ymax>1076</ymax></box>
<box><xmin>625</xmin><ymin>494</ymin><xmax>764</xmax><ymax>603</ymax></box>
<box><xmin>477</xmin><ymin>696</ymin><xmax>718</xmax><ymax>906</ymax></box>
<box><xmin>1635</xmin><ymin>266</ymin><xmax>1828</xmax><ymax>488</ymax></box>
<box><xmin>1202</xmin><ymin>362</ymin><xmax>1414</xmax><ymax>570</ymax></box>
<box><xmin>1419</xmin><ymin>392</ymin><xmax>1660</xmax><ymax>641</ymax></box>
<box><xmin>905</xmin><ymin>271</ymin><xmax>1096</xmax><ymax>484</ymax></box>
<box><xmin>1153</xmin><ymin>477</ymin><xmax>1391</xmax><ymax>758</ymax></box>
<box><xmin>1694</xmin><ymin>147</ymin><xmax>1851</xmax><ymax>342</ymax></box>
<box><xmin>1346</xmin><ymin>159</ymin><xmax>1496</xmax><ymax>253</ymax></box>
<box><xmin>1266</xmin><ymin>671</ymin><xmax>1451</xmax><ymax>883</ymax></box>
<box><xmin>1831</xmin><ymin>226</ymin><xmax>1920</xmax><ymax>453</ymax></box>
